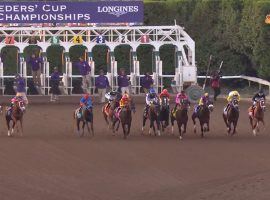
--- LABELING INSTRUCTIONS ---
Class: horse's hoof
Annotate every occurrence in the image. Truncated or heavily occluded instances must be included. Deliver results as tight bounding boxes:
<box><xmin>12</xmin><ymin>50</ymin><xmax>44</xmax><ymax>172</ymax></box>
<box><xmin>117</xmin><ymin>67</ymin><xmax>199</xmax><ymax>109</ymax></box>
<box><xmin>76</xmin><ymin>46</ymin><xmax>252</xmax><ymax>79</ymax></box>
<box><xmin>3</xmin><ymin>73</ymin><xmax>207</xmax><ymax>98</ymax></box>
<box><xmin>7</xmin><ymin>131</ymin><xmax>11</xmax><ymax>137</ymax></box>
<box><xmin>171</xmin><ymin>127</ymin><xmax>174</xmax><ymax>134</ymax></box>
<box><xmin>157</xmin><ymin>131</ymin><xmax>161</xmax><ymax>136</ymax></box>
<box><xmin>253</xmin><ymin>129</ymin><xmax>257</xmax><ymax>136</ymax></box>
<box><xmin>179</xmin><ymin>136</ymin><xmax>183</xmax><ymax>140</ymax></box>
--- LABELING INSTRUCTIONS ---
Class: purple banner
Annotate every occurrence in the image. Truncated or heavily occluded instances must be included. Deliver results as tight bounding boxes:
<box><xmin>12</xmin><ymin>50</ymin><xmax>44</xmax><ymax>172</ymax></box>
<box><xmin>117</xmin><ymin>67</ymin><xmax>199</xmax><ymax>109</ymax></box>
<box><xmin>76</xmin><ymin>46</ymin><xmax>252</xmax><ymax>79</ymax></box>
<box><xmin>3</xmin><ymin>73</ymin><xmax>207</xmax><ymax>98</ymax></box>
<box><xmin>0</xmin><ymin>1</ymin><xmax>144</xmax><ymax>23</ymax></box>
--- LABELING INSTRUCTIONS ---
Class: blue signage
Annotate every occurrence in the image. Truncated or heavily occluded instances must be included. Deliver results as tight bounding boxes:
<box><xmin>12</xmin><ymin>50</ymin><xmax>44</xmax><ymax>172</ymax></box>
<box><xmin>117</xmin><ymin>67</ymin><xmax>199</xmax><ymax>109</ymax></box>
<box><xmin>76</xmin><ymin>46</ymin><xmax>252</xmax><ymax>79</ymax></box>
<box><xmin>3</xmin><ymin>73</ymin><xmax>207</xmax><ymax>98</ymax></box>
<box><xmin>0</xmin><ymin>1</ymin><xmax>144</xmax><ymax>23</ymax></box>
<box><xmin>96</xmin><ymin>36</ymin><xmax>106</xmax><ymax>44</ymax></box>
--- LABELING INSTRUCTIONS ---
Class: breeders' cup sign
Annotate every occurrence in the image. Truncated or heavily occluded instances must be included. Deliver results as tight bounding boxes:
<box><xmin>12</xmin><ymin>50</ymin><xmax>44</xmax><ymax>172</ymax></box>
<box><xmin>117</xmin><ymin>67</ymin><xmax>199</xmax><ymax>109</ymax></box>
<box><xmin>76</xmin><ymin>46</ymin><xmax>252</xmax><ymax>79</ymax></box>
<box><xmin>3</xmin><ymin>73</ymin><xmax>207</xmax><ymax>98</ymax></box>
<box><xmin>0</xmin><ymin>1</ymin><xmax>143</xmax><ymax>23</ymax></box>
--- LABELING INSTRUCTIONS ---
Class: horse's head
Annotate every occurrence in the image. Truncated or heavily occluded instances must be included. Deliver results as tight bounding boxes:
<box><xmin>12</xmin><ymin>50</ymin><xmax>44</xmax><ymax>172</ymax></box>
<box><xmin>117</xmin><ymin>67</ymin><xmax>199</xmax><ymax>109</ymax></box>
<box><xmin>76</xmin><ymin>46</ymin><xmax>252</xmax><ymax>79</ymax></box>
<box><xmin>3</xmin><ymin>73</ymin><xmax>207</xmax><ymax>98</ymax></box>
<box><xmin>257</xmin><ymin>98</ymin><xmax>266</xmax><ymax>111</ymax></box>
<box><xmin>179</xmin><ymin>99</ymin><xmax>189</xmax><ymax>110</ymax></box>
<box><xmin>160</xmin><ymin>97</ymin><xmax>169</xmax><ymax>110</ymax></box>
<box><xmin>206</xmin><ymin>101</ymin><xmax>214</xmax><ymax>112</ymax></box>
<box><xmin>231</xmin><ymin>98</ymin><xmax>239</xmax><ymax>109</ymax></box>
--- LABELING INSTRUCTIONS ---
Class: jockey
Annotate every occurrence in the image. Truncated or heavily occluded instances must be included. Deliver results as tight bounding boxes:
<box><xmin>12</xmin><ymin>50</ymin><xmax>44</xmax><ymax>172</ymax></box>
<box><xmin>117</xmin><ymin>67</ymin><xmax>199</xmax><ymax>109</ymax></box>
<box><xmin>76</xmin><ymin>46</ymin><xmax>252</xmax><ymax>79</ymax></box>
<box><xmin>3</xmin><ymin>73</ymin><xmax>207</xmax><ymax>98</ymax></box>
<box><xmin>249</xmin><ymin>89</ymin><xmax>266</xmax><ymax>116</ymax></box>
<box><xmin>80</xmin><ymin>93</ymin><xmax>93</xmax><ymax>111</ymax></box>
<box><xmin>175</xmin><ymin>90</ymin><xmax>189</xmax><ymax>106</ymax></box>
<box><xmin>159</xmin><ymin>89</ymin><xmax>170</xmax><ymax>99</ymax></box>
<box><xmin>195</xmin><ymin>93</ymin><xmax>210</xmax><ymax>113</ymax></box>
<box><xmin>144</xmin><ymin>88</ymin><xmax>159</xmax><ymax>116</ymax></box>
<box><xmin>105</xmin><ymin>90</ymin><xmax>122</xmax><ymax>108</ymax></box>
<box><xmin>224</xmin><ymin>90</ymin><xmax>240</xmax><ymax>114</ymax></box>
<box><xmin>7</xmin><ymin>95</ymin><xmax>26</xmax><ymax>115</ymax></box>
<box><xmin>252</xmin><ymin>89</ymin><xmax>266</xmax><ymax>105</ymax></box>
<box><xmin>119</xmin><ymin>93</ymin><xmax>130</xmax><ymax>108</ymax></box>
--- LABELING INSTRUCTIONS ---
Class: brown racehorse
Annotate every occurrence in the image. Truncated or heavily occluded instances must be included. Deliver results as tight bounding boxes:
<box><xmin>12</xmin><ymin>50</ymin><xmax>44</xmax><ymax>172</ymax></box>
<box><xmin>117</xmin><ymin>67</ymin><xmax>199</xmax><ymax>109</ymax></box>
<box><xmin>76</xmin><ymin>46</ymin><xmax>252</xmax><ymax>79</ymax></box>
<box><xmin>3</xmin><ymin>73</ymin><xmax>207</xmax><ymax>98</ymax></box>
<box><xmin>74</xmin><ymin>107</ymin><xmax>94</xmax><ymax>137</ymax></box>
<box><xmin>249</xmin><ymin>98</ymin><xmax>266</xmax><ymax>136</ymax></box>
<box><xmin>6</xmin><ymin>101</ymin><xmax>24</xmax><ymax>137</ymax></box>
<box><xmin>192</xmin><ymin>101</ymin><xmax>214</xmax><ymax>138</ymax></box>
<box><xmin>171</xmin><ymin>99</ymin><xmax>189</xmax><ymax>140</ymax></box>
<box><xmin>142</xmin><ymin>102</ymin><xmax>161</xmax><ymax>136</ymax></box>
<box><xmin>223</xmin><ymin>99</ymin><xmax>239</xmax><ymax>136</ymax></box>
<box><xmin>113</xmin><ymin>100</ymin><xmax>135</xmax><ymax>139</ymax></box>
<box><xmin>102</xmin><ymin>100</ymin><xmax>118</xmax><ymax>131</ymax></box>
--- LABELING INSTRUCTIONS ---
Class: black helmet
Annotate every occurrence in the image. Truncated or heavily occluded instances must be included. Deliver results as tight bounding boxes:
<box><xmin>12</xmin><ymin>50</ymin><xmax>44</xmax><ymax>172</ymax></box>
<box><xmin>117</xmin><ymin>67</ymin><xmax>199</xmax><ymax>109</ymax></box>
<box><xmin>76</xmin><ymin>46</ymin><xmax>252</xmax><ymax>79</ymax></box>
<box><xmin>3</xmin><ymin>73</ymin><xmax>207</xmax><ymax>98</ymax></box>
<box><xmin>258</xmin><ymin>89</ymin><xmax>264</xmax><ymax>95</ymax></box>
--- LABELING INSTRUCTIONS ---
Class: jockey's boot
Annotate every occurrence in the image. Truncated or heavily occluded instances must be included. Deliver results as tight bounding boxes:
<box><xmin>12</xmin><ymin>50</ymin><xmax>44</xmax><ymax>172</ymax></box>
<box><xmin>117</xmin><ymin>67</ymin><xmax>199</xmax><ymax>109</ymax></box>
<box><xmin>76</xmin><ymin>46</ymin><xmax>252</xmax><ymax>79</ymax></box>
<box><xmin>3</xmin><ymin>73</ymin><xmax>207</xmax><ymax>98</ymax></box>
<box><xmin>195</xmin><ymin>105</ymin><xmax>200</xmax><ymax>114</ymax></box>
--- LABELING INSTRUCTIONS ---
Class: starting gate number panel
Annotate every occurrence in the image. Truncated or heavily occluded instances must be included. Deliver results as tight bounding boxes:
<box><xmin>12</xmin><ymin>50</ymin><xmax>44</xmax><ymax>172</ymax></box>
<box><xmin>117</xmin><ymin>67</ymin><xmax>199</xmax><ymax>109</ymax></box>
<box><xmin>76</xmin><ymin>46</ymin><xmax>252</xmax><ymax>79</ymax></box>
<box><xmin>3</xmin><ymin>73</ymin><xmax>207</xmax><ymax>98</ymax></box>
<box><xmin>73</xmin><ymin>36</ymin><xmax>83</xmax><ymax>44</ymax></box>
<box><xmin>5</xmin><ymin>36</ymin><xmax>15</xmax><ymax>44</ymax></box>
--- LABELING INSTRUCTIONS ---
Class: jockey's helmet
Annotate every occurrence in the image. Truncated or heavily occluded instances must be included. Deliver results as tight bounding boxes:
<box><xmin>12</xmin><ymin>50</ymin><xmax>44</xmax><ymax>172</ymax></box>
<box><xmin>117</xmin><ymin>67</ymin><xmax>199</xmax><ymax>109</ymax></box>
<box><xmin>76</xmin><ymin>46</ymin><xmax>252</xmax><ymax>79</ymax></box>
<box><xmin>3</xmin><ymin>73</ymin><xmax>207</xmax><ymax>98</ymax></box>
<box><xmin>149</xmin><ymin>88</ymin><xmax>156</xmax><ymax>94</ymax></box>
<box><xmin>232</xmin><ymin>91</ymin><xmax>239</xmax><ymax>96</ymax></box>
<box><xmin>83</xmin><ymin>93</ymin><xmax>90</xmax><ymax>99</ymax></box>
<box><xmin>122</xmin><ymin>94</ymin><xmax>129</xmax><ymax>100</ymax></box>
<box><xmin>259</xmin><ymin>89</ymin><xmax>264</xmax><ymax>95</ymax></box>
<box><xmin>204</xmin><ymin>93</ymin><xmax>209</xmax><ymax>97</ymax></box>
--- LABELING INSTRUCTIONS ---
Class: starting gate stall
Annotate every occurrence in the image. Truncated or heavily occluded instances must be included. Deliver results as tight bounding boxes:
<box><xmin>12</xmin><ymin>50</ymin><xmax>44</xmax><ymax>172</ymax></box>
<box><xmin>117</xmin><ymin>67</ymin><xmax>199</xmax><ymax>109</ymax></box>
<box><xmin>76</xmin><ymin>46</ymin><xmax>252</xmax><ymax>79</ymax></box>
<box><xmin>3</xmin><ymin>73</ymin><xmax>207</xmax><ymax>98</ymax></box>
<box><xmin>0</xmin><ymin>58</ymin><xmax>4</xmax><ymax>94</ymax></box>
<box><xmin>0</xmin><ymin>25</ymin><xmax>197</xmax><ymax>96</ymax></box>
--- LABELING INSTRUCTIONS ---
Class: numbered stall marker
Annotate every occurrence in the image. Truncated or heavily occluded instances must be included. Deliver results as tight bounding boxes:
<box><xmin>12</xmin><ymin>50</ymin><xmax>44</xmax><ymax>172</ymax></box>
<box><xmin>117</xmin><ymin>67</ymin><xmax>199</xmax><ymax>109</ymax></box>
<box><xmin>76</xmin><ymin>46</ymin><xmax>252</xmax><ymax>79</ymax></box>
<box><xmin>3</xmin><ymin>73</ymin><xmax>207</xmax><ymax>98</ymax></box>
<box><xmin>51</xmin><ymin>36</ymin><xmax>60</xmax><ymax>45</ymax></box>
<box><xmin>140</xmin><ymin>35</ymin><xmax>149</xmax><ymax>43</ymax></box>
<box><xmin>119</xmin><ymin>35</ymin><xmax>127</xmax><ymax>43</ymax></box>
<box><xmin>96</xmin><ymin>35</ymin><xmax>105</xmax><ymax>44</ymax></box>
<box><xmin>5</xmin><ymin>36</ymin><xmax>15</xmax><ymax>44</ymax></box>
<box><xmin>73</xmin><ymin>35</ymin><xmax>83</xmax><ymax>44</ymax></box>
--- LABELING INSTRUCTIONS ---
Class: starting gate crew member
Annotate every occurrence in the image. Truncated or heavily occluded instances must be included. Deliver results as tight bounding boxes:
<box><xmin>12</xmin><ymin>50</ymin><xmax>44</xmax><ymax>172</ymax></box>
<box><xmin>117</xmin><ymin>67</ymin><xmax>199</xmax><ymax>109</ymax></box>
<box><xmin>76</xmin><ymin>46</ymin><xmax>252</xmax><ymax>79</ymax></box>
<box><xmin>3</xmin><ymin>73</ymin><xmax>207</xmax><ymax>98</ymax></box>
<box><xmin>50</xmin><ymin>67</ymin><xmax>61</xmax><ymax>102</ymax></box>
<box><xmin>118</xmin><ymin>68</ymin><xmax>130</xmax><ymax>95</ymax></box>
<box><xmin>210</xmin><ymin>70</ymin><xmax>222</xmax><ymax>101</ymax></box>
<box><xmin>95</xmin><ymin>69</ymin><xmax>110</xmax><ymax>103</ymax></box>
<box><xmin>80</xmin><ymin>93</ymin><xmax>93</xmax><ymax>113</ymax></box>
<box><xmin>224</xmin><ymin>91</ymin><xmax>240</xmax><ymax>114</ymax></box>
<box><xmin>27</xmin><ymin>53</ymin><xmax>43</xmax><ymax>87</ymax></box>
<box><xmin>14</xmin><ymin>74</ymin><xmax>28</xmax><ymax>105</ymax></box>
<box><xmin>74</xmin><ymin>57</ymin><xmax>91</xmax><ymax>93</ymax></box>
<box><xmin>141</xmin><ymin>72</ymin><xmax>154</xmax><ymax>93</ymax></box>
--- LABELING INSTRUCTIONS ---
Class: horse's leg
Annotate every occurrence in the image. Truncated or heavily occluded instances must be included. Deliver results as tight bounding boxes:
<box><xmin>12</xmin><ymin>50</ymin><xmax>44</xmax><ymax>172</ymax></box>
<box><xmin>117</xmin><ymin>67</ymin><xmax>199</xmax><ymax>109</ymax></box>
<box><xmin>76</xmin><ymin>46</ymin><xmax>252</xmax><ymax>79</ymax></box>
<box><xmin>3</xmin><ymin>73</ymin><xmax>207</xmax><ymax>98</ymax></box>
<box><xmin>249</xmin><ymin>116</ymin><xmax>253</xmax><ymax>130</ymax></box>
<box><xmin>19</xmin><ymin>118</ymin><xmax>23</xmax><ymax>136</ymax></box>
<box><xmin>223</xmin><ymin>113</ymin><xmax>229</xmax><ymax>129</ymax></box>
<box><xmin>156</xmin><ymin>119</ymin><xmax>161</xmax><ymax>136</ymax></box>
<box><xmin>200</xmin><ymin>122</ymin><xmax>204</xmax><ymax>138</ymax></box>
<box><xmin>81</xmin><ymin>122</ymin><xmax>85</xmax><ymax>137</ymax></box>
<box><xmin>6</xmin><ymin>118</ymin><xmax>11</xmax><ymax>137</ymax></box>
<box><xmin>252</xmin><ymin>118</ymin><xmax>257</xmax><ymax>136</ymax></box>
<box><xmin>142</xmin><ymin>116</ymin><xmax>147</xmax><ymax>134</ymax></box>
<box><xmin>192</xmin><ymin>113</ymin><xmax>197</xmax><ymax>134</ymax></box>
<box><xmin>170</xmin><ymin>114</ymin><xmax>175</xmax><ymax>134</ymax></box>
<box><xmin>122</xmin><ymin>123</ymin><xmax>127</xmax><ymax>139</ymax></box>
<box><xmin>76</xmin><ymin>119</ymin><xmax>80</xmax><ymax>136</ymax></box>
<box><xmin>177</xmin><ymin>121</ymin><xmax>182</xmax><ymax>140</ymax></box>
<box><xmin>232</xmin><ymin>120</ymin><xmax>238</xmax><ymax>135</ymax></box>
<box><xmin>116</xmin><ymin>120</ymin><xmax>120</xmax><ymax>132</ymax></box>
<box><xmin>149</xmin><ymin>120</ymin><xmax>153</xmax><ymax>135</ymax></box>
<box><xmin>86</xmin><ymin>122</ymin><xmax>90</xmax><ymax>135</ymax></box>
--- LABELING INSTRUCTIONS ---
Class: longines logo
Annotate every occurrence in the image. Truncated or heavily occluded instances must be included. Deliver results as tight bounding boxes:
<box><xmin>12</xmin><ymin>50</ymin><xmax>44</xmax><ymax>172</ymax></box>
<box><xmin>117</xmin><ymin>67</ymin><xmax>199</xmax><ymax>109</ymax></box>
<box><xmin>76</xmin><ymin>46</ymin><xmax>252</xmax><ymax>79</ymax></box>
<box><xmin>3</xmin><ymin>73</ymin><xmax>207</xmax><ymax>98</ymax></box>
<box><xmin>97</xmin><ymin>6</ymin><xmax>139</xmax><ymax>17</ymax></box>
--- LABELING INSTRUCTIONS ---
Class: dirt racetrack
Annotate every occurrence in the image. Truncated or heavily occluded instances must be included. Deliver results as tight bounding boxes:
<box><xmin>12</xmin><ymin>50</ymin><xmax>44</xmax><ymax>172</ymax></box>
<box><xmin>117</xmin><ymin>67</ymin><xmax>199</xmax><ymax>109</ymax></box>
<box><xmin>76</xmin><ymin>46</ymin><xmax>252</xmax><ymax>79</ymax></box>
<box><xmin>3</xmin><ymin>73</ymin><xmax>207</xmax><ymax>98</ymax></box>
<box><xmin>0</xmin><ymin>97</ymin><xmax>270</xmax><ymax>200</ymax></box>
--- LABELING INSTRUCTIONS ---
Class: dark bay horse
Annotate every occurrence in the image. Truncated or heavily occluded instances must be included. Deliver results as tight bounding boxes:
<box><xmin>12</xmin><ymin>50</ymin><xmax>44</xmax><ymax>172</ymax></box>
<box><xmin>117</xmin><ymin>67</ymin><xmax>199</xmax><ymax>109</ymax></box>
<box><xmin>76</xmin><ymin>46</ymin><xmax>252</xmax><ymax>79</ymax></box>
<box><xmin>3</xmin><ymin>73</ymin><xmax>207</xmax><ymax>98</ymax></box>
<box><xmin>192</xmin><ymin>101</ymin><xmax>214</xmax><ymax>138</ymax></box>
<box><xmin>249</xmin><ymin>98</ymin><xmax>266</xmax><ymax>136</ymax></box>
<box><xmin>6</xmin><ymin>101</ymin><xmax>24</xmax><ymax>137</ymax></box>
<box><xmin>142</xmin><ymin>102</ymin><xmax>161</xmax><ymax>136</ymax></box>
<box><xmin>171</xmin><ymin>99</ymin><xmax>189</xmax><ymax>140</ymax></box>
<box><xmin>159</xmin><ymin>96</ymin><xmax>170</xmax><ymax>132</ymax></box>
<box><xmin>74</xmin><ymin>107</ymin><xmax>94</xmax><ymax>137</ymax></box>
<box><xmin>223</xmin><ymin>99</ymin><xmax>239</xmax><ymax>136</ymax></box>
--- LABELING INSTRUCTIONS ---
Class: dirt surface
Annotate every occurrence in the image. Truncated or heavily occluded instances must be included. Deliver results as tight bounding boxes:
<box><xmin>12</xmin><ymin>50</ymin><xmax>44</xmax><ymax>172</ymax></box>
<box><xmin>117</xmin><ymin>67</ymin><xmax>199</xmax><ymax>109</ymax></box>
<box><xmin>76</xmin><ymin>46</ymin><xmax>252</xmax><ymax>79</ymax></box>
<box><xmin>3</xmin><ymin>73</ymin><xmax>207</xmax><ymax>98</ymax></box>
<box><xmin>0</xmin><ymin>97</ymin><xmax>270</xmax><ymax>200</ymax></box>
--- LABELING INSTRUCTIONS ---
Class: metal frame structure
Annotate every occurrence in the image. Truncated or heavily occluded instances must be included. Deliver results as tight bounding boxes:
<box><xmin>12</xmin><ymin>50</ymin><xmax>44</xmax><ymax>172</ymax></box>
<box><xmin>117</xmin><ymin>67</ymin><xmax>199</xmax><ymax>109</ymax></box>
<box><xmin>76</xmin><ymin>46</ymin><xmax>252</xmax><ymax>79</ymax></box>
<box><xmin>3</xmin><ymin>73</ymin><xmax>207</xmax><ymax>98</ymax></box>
<box><xmin>0</xmin><ymin>25</ymin><xmax>197</xmax><ymax>95</ymax></box>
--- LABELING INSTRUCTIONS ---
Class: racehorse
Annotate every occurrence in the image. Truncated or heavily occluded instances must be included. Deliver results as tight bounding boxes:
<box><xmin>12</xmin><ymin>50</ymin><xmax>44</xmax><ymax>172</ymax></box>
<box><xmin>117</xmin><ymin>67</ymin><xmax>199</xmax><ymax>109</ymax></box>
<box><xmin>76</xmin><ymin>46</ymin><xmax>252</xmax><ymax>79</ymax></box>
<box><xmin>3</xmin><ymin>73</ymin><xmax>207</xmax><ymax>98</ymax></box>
<box><xmin>6</xmin><ymin>101</ymin><xmax>24</xmax><ymax>137</ymax></box>
<box><xmin>192</xmin><ymin>101</ymin><xmax>214</xmax><ymax>138</ymax></box>
<box><xmin>113</xmin><ymin>101</ymin><xmax>135</xmax><ymax>139</ymax></box>
<box><xmin>171</xmin><ymin>99</ymin><xmax>189</xmax><ymax>140</ymax></box>
<box><xmin>223</xmin><ymin>98</ymin><xmax>239</xmax><ymax>136</ymax></box>
<box><xmin>102</xmin><ymin>100</ymin><xmax>118</xmax><ymax>130</ymax></box>
<box><xmin>249</xmin><ymin>98</ymin><xmax>266</xmax><ymax>136</ymax></box>
<box><xmin>159</xmin><ymin>96</ymin><xmax>170</xmax><ymax>132</ymax></box>
<box><xmin>74</xmin><ymin>107</ymin><xmax>94</xmax><ymax>137</ymax></box>
<box><xmin>142</xmin><ymin>101</ymin><xmax>161</xmax><ymax>136</ymax></box>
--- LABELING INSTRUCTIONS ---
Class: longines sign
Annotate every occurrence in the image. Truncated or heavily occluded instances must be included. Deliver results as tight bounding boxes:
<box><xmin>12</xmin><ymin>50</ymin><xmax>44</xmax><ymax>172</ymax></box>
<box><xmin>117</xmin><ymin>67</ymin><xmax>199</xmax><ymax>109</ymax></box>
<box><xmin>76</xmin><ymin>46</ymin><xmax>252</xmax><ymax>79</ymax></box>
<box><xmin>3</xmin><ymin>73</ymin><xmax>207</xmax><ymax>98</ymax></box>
<box><xmin>0</xmin><ymin>1</ymin><xmax>144</xmax><ymax>23</ymax></box>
